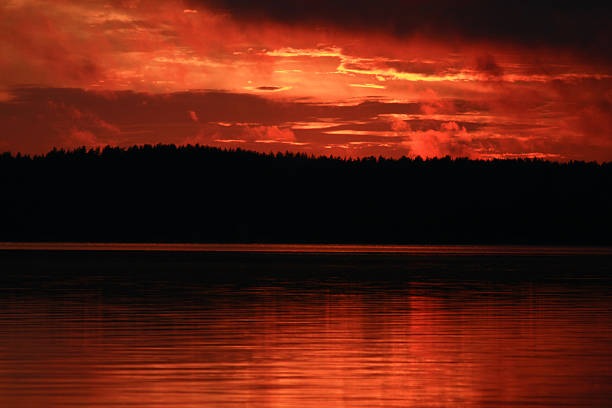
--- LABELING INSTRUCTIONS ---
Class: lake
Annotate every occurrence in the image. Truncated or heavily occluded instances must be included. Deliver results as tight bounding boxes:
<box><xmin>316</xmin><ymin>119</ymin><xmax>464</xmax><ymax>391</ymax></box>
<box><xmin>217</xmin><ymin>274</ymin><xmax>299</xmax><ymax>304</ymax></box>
<box><xmin>0</xmin><ymin>244</ymin><xmax>611</xmax><ymax>407</ymax></box>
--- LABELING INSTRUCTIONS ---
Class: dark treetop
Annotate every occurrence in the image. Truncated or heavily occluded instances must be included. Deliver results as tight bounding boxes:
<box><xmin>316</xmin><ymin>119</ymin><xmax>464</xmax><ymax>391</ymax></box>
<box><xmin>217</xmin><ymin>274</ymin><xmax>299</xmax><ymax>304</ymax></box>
<box><xmin>1</xmin><ymin>144</ymin><xmax>611</xmax><ymax>244</ymax></box>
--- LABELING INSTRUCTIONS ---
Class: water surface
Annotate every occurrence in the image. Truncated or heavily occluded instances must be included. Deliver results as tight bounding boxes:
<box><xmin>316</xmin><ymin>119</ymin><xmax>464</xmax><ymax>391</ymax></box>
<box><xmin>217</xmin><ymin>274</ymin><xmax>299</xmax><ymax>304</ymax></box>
<box><xmin>0</xmin><ymin>246</ymin><xmax>611</xmax><ymax>407</ymax></box>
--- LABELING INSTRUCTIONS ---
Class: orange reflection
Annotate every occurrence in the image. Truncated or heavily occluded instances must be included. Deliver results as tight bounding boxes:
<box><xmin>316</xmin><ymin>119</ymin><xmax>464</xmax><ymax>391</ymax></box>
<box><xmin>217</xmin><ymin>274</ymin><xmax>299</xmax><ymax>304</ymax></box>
<box><xmin>0</xmin><ymin>281</ymin><xmax>610</xmax><ymax>407</ymax></box>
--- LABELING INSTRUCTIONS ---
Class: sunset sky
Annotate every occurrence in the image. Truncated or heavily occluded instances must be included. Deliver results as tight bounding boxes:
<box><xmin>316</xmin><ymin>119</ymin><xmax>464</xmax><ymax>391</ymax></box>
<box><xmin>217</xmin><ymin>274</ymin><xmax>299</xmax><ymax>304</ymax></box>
<box><xmin>1</xmin><ymin>1</ymin><xmax>611</xmax><ymax>160</ymax></box>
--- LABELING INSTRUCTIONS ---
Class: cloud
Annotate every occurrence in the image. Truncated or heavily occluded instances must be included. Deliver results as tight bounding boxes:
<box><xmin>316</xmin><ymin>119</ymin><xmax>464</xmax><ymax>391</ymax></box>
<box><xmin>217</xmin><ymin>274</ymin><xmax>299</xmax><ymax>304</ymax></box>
<box><xmin>350</xmin><ymin>83</ymin><xmax>386</xmax><ymax>89</ymax></box>
<box><xmin>475</xmin><ymin>54</ymin><xmax>503</xmax><ymax>77</ymax></box>
<box><xmin>193</xmin><ymin>1</ymin><xmax>612</xmax><ymax>61</ymax></box>
<box><xmin>0</xmin><ymin>1</ymin><xmax>112</xmax><ymax>89</ymax></box>
<box><xmin>398</xmin><ymin>121</ymin><xmax>472</xmax><ymax>158</ymax></box>
<box><xmin>0</xmin><ymin>91</ymin><xmax>122</xmax><ymax>153</ymax></box>
<box><xmin>188</xmin><ymin>110</ymin><xmax>199</xmax><ymax>122</ymax></box>
<box><xmin>244</xmin><ymin>86</ymin><xmax>293</xmax><ymax>92</ymax></box>
<box><xmin>1</xmin><ymin>1</ymin><xmax>609</xmax><ymax>163</ymax></box>
<box><xmin>2</xmin><ymin>86</ymin><xmax>612</xmax><ymax>161</ymax></box>
<box><xmin>243</xmin><ymin>125</ymin><xmax>296</xmax><ymax>143</ymax></box>
<box><xmin>389</xmin><ymin>116</ymin><xmax>409</xmax><ymax>132</ymax></box>
<box><xmin>2</xmin><ymin>0</ymin><xmax>609</xmax><ymax>105</ymax></box>
<box><xmin>67</xmin><ymin>127</ymin><xmax>107</xmax><ymax>148</ymax></box>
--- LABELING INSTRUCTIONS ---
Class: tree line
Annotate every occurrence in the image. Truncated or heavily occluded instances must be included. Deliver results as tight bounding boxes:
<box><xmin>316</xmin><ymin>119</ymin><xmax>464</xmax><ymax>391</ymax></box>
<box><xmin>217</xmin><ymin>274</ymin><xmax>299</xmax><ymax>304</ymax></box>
<box><xmin>1</xmin><ymin>144</ymin><xmax>611</xmax><ymax>244</ymax></box>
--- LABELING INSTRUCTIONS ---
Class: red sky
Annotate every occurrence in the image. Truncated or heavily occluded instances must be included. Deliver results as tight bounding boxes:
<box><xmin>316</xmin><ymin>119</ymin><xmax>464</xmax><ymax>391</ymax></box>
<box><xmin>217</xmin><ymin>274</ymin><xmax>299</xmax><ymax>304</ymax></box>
<box><xmin>1</xmin><ymin>0</ymin><xmax>612</xmax><ymax>161</ymax></box>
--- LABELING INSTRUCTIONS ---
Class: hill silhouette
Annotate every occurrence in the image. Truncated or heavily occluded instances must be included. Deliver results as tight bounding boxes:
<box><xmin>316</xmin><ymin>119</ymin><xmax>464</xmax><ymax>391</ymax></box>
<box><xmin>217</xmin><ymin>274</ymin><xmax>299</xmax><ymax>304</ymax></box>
<box><xmin>1</xmin><ymin>144</ymin><xmax>611</xmax><ymax>244</ymax></box>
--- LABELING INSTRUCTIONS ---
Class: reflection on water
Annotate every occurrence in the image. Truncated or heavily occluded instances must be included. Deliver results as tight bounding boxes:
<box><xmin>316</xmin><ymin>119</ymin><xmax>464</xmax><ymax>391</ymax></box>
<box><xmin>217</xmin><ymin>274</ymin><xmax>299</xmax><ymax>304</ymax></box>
<box><xmin>0</xmin><ymin>249</ymin><xmax>611</xmax><ymax>407</ymax></box>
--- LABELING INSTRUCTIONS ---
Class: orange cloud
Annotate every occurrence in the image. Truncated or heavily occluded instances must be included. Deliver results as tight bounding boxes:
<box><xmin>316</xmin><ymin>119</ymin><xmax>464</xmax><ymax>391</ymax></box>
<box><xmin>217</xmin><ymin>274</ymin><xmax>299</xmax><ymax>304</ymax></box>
<box><xmin>244</xmin><ymin>125</ymin><xmax>296</xmax><ymax>143</ymax></box>
<box><xmin>0</xmin><ymin>1</ymin><xmax>611</xmax><ymax>161</ymax></box>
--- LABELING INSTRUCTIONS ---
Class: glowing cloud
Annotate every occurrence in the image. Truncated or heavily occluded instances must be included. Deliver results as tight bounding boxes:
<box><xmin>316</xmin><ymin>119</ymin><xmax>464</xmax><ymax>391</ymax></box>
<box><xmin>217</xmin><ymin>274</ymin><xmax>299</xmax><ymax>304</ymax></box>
<box><xmin>0</xmin><ymin>0</ymin><xmax>610</xmax><ymax>161</ymax></box>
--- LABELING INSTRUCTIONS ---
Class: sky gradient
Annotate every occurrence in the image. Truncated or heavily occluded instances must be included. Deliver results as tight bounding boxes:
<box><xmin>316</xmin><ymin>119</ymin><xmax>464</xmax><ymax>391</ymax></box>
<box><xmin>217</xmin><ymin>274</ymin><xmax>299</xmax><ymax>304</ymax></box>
<box><xmin>1</xmin><ymin>0</ymin><xmax>612</xmax><ymax>160</ymax></box>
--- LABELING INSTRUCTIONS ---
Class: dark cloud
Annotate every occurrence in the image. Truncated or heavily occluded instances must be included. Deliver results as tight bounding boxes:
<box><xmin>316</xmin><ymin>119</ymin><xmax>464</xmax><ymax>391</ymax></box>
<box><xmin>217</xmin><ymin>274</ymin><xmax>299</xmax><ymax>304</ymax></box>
<box><xmin>255</xmin><ymin>86</ymin><xmax>282</xmax><ymax>91</ymax></box>
<box><xmin>0</xmin><ymin>87</ymin><xmax>429</xmax><ymax>154</ymax></box>
<box><xmin>2</xmin><ymin>87</ymin><xmax>427</xmax><ymax>125</ymax></box>
<box><xmin>475</xmin><ymin>54</ymin><xmax>503</xmax><ymax>77</ymax></box>
<box><xmin>193</xmin><ymin>1</ymin><xmax>612</xmax><ymax>61</ymax></box>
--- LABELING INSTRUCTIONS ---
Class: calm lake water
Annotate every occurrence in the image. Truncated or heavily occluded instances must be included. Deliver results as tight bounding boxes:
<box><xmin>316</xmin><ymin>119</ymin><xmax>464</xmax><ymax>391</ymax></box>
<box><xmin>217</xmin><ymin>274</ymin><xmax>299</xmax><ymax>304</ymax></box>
<box><xmin>0</xmin><ymin>245</ymin><xmax>611</xmax><ymax>407</ymax></box>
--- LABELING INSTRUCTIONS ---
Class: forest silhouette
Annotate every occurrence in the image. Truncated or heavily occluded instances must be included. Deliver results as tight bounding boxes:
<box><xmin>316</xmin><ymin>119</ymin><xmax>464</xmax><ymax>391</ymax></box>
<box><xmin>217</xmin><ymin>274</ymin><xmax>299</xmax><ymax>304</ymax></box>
<box><xmin>1</xmin><ymin>144</ymin><xmax>611</xmax><ymax>244</ymax></box>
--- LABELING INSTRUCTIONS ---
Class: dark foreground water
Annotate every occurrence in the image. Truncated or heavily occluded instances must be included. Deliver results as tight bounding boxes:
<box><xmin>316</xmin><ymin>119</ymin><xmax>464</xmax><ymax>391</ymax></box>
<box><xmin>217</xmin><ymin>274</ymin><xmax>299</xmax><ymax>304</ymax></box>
<box><xmin>0</xmin><ymin>245</ymin><xmax>611</xmax><ymax>407</ymax></box>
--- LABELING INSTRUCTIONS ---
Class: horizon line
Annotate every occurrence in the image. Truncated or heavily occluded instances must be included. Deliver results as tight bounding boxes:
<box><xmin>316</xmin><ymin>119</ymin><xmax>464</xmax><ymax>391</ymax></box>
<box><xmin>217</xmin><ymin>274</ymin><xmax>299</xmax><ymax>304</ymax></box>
<box><xmin>2</xmin><ymin>242</ymin><xmax>612</xmax><ymax>255</ymax></box>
